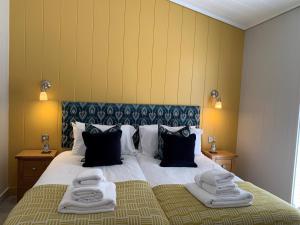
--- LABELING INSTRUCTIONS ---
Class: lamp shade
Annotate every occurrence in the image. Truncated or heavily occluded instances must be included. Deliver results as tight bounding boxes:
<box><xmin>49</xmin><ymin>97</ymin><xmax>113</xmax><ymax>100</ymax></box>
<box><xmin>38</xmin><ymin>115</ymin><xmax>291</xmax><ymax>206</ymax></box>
<box><xmin>215</xmin><ymin>99</ymin><xmax>222</xmax><ymax>109</ymax></box>
<box><xmin>39</xmin><ymin>91</ymin><xmax>48</xmax><ymax>101</ymax></box>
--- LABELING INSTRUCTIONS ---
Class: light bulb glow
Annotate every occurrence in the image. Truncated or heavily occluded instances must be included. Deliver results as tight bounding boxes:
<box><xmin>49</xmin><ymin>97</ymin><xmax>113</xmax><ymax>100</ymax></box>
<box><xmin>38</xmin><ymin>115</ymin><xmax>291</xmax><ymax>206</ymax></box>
<box><xmin>39</xmin><ymin>91</ymin><xmax>48</xmax><ymax>101</ymax></box>
<box><xmin>215</xmin><ymin>99</ymin><xmax>222</xmax><ymax>109</ymax></box>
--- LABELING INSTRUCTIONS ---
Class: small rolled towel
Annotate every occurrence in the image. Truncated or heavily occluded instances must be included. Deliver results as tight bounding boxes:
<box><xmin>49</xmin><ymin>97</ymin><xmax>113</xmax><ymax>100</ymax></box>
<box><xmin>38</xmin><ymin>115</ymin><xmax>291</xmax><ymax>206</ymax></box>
<box><xmin>58</xmin><ymin>183</ymin><xmax>116</xmax><ymax>214</ymax></box>
<box><xmin>73</xmin><ymin>169</ymin><xmax>106</xmax><ymax>187</ymax></box>
<box><xmin>195</xmin><ymin>169</ymin><xmax>234</xmax><ymax>187</ymax></box>
<box><xmin>71</xmin><ymin>182</ymin><xmax>114</xmax><ymax>203</ymax></box>
<box><xmin>201</xmin><ymin>182</ymin><xmax>240</xmax><ymax>196</ymax></box>
<box><xmin>185</xmin><ymin>183</ymin><xmax>253</xmax><ymax>208</ymax></box>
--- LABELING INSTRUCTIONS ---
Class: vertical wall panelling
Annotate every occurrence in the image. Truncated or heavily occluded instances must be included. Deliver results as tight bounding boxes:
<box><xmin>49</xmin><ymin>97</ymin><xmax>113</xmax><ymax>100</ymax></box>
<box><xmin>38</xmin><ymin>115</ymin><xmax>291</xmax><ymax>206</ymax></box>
<box><xmin>9</xmin><ymin>0</ymin><xmax>26</xmax><ymax>187</ymax></box>
<box><xmin>203</xmin><ymin>19</ymin><xmax>222</xmax><ymax>107</ymax></box>
<box><xmin>177</xmin><ymin>8</ymin><xmax>196</xmax><ymax>105</ymax></box>
<box><xmin>24</xmin><ymin>0</ymin><xmax>43</xmax><ymax>149</ymax></box>
<box><xmin>122</xmin><ymin>0</ymin><xmax>141</xmax><ymax>103</ymax></box>
<box><xmin>60</xmin><ymin>0</ymin><xmax>77</xmax><ymax>101</ymax></box>
<box><xmin>9</xmin><ymin>0</ymin><xmax>244</xmax><ymax>188</ymax></box>
<box><xmin>107</xmin><ymin>0</ymin><xmax>126</xmax><ymax>102</ymax></box>
<box><xmin>164</xmin><ymin>4</ymin><xmax>183</xmax><ymax>104</ymax></box>
<box><xmin>201</xmin><ymin>19</ymin><xmax>223</xmax><ymax>148</ymax></box>
<box><xmin>190</xmin><ymin>14</ymin><xmax>209</xmax><ymax>107</ymax></box>
<box><xmin>136</xmin><ymin>0</ymin><xmax>156</xmax><ymax>103</ymax></box>
<box><xmin>75</xmin><ymin>0</ymin><xmax>94</xmax><ymax>101</ymax></box>
<box><xmin>42</xmin><ymin>0</ymin><xmax>61</xmax><ymax>150</ymax></box>
<box><xmin>150</xmin><ymin>0</ymin><xmax>169</xmax><ymax>104</ymax></box>
<box><xmin>91</xmin><ymin>0</ymin><xmax>109</xmax><ymax>101</ymax></box>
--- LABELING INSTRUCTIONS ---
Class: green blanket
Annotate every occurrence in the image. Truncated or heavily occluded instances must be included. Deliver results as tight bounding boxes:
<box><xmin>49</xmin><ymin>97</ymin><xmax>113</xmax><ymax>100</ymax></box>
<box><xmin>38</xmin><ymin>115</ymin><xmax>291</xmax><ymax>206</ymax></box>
<box><xmin>4</xmin><ymin>181</ymin><xmax>169</xmax><ymax>225</ymax></box>
<box><xmin>153</xmin><ymin>182</ymin><xmax>300</xmax><ymax>225</ymax></box>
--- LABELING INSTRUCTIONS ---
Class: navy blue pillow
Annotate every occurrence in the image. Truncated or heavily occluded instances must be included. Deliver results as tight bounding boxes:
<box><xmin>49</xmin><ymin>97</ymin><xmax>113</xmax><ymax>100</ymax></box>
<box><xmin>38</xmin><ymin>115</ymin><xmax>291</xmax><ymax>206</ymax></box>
<box><xmin>156</xmin><ymin>125</ymin><xmax>190</xmax><ymax>159</ymax></box>
<box><xmin>85</xmin><ymin>124</ymin><xmax>121</xmax><ymax>134</ymax></box>
<box><xmin>160</xmin><ymin>132</ymin><xmax>197</xmax><ymax>168</ymax></box>
<box><xmin>82</xmin><ymin>129</ymin><xmax>123</xmax><ymax>167</ymax></box>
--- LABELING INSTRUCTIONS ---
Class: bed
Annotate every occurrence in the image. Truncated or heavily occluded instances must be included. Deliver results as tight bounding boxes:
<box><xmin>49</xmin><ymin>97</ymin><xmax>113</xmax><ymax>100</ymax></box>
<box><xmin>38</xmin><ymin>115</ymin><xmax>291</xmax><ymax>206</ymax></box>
<box><xmin>5</xmin><ymin>102</ymin><xmax>300</xmax><ymax>225</ymax></box>
<box><xmin>136</xmin><ymin>153</ymin><xmax>242</xmax><ymax>187</ymax></box>
<box><xmin>36</xmin><ymin>151</ymin><xmax>146</xmax><ymax>186</ymax></box>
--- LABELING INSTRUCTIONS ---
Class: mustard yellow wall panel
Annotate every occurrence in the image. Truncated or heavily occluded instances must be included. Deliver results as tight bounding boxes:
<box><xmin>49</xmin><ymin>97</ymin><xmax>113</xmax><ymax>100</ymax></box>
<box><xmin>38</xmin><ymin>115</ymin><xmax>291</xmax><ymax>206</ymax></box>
<box><xmin>190</xmin><ymin>14</ymin><xmax>208</xmax><ymax>107</ymax></box>
<box><xmin>150</xmin><ymin>0</ymin><xmax>169</xmax><ymax>104</ymax></box>
<box><xmin>122</xmin><ymin>0</ymin><xmax>140</xmax><ymax>104</ymax></box>
<box><xmin>136</xmin><ymin>0</ymin><xmax>155</xmax><ymax>103</ymax></box>
<box><xmin>91</xmin><ymin>0</ymin><xmax>109</xmax><ymax>102</ymax></box>
<box><xmin>60</xmin><ymin>0</ymin><xmax>77</xmax><ymax>101</ymax></box>
<box><xmin>107</xmin><ymin>0</ymin><xmax>126</xmax><ymax>102</ymax></box>
<box><xmin>164</xmin><ymin>4</ymin><xmax>182</xmax><ymax>104</ymax></box>
<box><xmin>177</xmin><ymin>8</ymin><xmax>195</xmax><ymax>105</ymax></box>
<box><xmin>9</xmin><ymin>0</ymin><xmax>244</xmax><ymax>188</ymax></box>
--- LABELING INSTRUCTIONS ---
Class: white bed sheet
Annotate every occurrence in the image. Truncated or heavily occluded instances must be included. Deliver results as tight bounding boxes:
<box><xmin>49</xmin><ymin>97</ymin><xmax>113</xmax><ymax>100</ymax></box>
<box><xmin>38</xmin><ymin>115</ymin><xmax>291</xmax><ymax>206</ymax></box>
<box><xmin>35</xmin><ymin>151</ymin><xmax>147</xmax><ymax>186</ymax></box>
<box><xmin>136</xmin><ymin>153</ymin><xmax>242</xmax><ymax>187</ymax></box>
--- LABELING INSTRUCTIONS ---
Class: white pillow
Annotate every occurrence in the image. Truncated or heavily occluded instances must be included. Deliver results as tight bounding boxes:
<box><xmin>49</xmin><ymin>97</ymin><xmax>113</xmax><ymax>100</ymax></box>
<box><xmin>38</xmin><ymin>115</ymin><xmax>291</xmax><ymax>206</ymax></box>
<box><xmin>139</xmin><ymin>124</ymin><xmax>203</xmax><ymax>157</ymax></box>
<box><xmin>139</xmin><ymin>125</ymin><xmax>158</xmax><ymax>156</ymax></box>
<box><xmin>121</xmin><ymin>125</ymin><xmax>137</xmax><ymax>155</ymax></box>
<box><xmin>94</xmin><ymin>124</ymin><xmax>136</xmax><ymax>155</ymax></box>
<box><xmin>71</xmin><ymin>122</ymin><xmax>86</xmax><ymax>156</ymax></box>
<box><xmin>71</xmin><ymin>122</ymin><xmax>136</xmax><ymax>156</ymax></box>
<box><xmin>190</xmin><ymin>127</ymin><xmax>203</xmax><ymax>155</ymax></box>
<box><xmin>92</xmin><ymin>124</ymin><xmax>115</xmax><ymax>131</ymax></box>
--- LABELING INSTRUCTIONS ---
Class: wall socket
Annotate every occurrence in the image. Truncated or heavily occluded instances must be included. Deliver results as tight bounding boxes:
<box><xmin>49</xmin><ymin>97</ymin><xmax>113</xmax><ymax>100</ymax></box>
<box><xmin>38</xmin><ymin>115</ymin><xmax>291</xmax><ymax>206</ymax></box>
<box><xmin>208</xmin><ymin>136</ymin><xmax>215</xmax><ymax>143</ymax></box>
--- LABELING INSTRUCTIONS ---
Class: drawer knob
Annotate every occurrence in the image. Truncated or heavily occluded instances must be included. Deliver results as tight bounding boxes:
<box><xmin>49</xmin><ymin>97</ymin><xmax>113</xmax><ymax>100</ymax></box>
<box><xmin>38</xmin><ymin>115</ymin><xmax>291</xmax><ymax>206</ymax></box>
<box><xmin>221</xmin><ymin>165</ymin><xmax>225</xmax><ymax>168</ymax></box>
<box><xmin>32</xmin><ymin>167</ymin><xmax>37</xmax><ymax>171</ymax></box>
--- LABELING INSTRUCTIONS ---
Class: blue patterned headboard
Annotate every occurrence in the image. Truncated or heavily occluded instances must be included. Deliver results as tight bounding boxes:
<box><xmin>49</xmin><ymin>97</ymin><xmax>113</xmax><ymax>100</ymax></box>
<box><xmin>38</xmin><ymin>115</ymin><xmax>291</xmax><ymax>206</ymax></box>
<box><xmin>62</xmin><ymin>102</ymin><xmax>200</xmax><ymax>148</ymax></box>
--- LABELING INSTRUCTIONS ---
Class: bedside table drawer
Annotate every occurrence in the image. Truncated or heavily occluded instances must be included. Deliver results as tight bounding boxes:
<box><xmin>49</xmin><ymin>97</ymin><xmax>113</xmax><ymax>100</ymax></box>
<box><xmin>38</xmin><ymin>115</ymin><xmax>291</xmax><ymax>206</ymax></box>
<box><xmin>215</xmin><ymin>159</ymin><xmax>232</xmax><ymax>171</ymax></box>
<box><xmin>19</xmin><ymin>176</ymin><xmax>37</xmax><ymax>189</ymax></box>
<box><xmin>22</xmin><ymin>160</ymin><xmax>49</xmax><ymax>177</ymax></box>
<box><xmin>16</xmin><ymin>150</ymin><xmax>57</xmax><ymax>201</ymax></box>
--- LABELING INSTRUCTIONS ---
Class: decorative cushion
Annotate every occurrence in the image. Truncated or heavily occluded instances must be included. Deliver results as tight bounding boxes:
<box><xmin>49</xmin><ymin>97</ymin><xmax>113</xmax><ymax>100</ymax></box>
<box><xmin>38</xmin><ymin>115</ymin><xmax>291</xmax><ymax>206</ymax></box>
<box><xmin>156</xmin><ymin>125</ymin><xmax>191</xmax><ymax>159</ymax></box>
<box><xmin>82</xmin><ymin>128</ymin><xmax>123</xmax><ymax>167</ymax></box>
<box><xmin>160</xmin><ymin>133</ymin><xmax>197</xmax><ymax>168</ymax></box>
<box><xmin>85</xmin><ymin>124</ymin><xmax>121</xmax><ymax>134</ymax></box>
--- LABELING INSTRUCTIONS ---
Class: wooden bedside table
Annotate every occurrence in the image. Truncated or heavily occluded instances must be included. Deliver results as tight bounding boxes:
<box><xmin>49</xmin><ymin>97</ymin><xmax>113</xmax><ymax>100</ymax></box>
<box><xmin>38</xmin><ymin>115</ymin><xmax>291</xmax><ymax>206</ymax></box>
<box><xmin>15</xmin><ymin>150</ymin><xmax>57</xmax><ymax>201</ymax></box>
<box><xmin>202</xmin><ymin>150</ymin><xmax>238</xmax><ymax>172</ymax></box>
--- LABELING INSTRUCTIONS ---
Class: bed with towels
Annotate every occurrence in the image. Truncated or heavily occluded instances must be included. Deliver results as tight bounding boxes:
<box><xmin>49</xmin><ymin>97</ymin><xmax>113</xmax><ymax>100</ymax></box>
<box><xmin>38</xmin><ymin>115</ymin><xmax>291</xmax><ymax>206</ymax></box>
<box><xmin>135</xmin><ymin>152</ymin><xmax>242</xmax><ymax>187</ymax></box>
<box><xmin>4</xmin><ymin>102</ymin><xmax>300</xmax><ymax>225</ymax></box>
<box><xmin>36</xmin><ymin>151</ymin><xmax>147</xmax><ymax>186</ymax></box>
<box><xmin>153</xmin><ymin>182</ymin><xmax>300</xmax><ymax>225</ymax></box>
<box><xmin>5</xmin><ymin>181</ymin><xmax>170</xmax><ymax>225</ymax></box>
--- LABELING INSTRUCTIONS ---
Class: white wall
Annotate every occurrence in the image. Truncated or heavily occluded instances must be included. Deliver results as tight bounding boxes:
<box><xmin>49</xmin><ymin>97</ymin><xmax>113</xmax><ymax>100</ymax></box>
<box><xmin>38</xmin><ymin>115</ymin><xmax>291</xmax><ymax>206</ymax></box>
<box><xmin>237</xmin><ymin>8</ymin><xmax>300</xmax><ymax>202</ymax></box>
<box><xmin>0</xmin><ymin>0</ymin><xmax>9</xmax><ymax>197</ymax></box>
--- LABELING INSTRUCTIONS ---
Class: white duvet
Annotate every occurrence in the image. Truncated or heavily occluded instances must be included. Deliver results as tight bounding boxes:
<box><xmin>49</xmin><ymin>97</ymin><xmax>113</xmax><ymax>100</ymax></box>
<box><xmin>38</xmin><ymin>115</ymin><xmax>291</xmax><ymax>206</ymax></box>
<box><xmin>36</xmin><ymin>150</ymin><xmax>241</xmax><ymax>187</ymax></box>
<box><xmin>136</xmin><ymin>153</ymin><xmax>242</xmax><ymax>187</ymax></box>
<box><xmin>35</xmin><ymin>151</ymin><xmax>147</xmax><ymax>186</ymax></box>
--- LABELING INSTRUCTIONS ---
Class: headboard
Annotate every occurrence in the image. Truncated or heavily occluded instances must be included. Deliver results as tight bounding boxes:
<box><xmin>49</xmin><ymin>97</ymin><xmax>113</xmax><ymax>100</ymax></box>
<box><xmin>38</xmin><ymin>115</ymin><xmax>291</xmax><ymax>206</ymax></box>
<box><xmin>62</xmin><ymin>102</ymin><xmax>200</xmax><ymax>148</ymax></box>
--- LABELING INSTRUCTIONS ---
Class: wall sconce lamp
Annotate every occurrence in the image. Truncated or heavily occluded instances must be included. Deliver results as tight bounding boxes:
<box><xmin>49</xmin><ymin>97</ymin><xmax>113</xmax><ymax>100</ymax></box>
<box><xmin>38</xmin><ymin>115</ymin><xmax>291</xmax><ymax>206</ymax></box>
<box><xmin>40</xmin><ymin>80</ymin><xmax>52</xmax><ymax>101</ymax></box>
<box><xmin>211</xmin><ymin>90</ymin><xmax>222</xmax><ymax>109</ymax></box>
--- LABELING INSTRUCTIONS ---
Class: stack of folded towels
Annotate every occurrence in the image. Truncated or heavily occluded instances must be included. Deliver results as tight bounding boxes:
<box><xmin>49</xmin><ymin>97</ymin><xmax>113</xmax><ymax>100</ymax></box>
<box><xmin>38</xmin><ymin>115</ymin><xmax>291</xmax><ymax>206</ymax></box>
<box><xmin>186</xmin><ymin>169</ymin><xmax>254</xmax><ymax>208</ymax></box>
<box><xmin>58</xmin><ymin>169</ymin><xmax>117</xmax><ymax>214</ymax></box>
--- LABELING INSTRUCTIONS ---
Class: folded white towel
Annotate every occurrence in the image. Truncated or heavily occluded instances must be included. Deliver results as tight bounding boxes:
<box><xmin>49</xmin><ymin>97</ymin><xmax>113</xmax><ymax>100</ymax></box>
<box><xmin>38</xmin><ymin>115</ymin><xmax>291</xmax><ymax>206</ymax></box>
<box><xmin>185</xmin><ymin>183</ymin><xmax>253</xmax><ymax>208</ymax></box>
<box><xmin>201</xmin><ymin>182</ymin><xmax>240</xmax><ymax>196</ymax></box>
<box><xmin>58</xmin><ymin>184</ymin><xmax>116</xmax><ymax>214</ymax></box>
<box><xmin>195</xmin><ymin>169</ymin><xmax>234</xmax><ymax>187</ymax></box>
<box><xmin>71</xmin><ymin>182</ymin><xmax>115</xmax><ymax>203</ymax></box>
<box><xmin>73</xmin><ymin>169</ymin><xmax>106</xmax><ymax>188</ymax></box>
